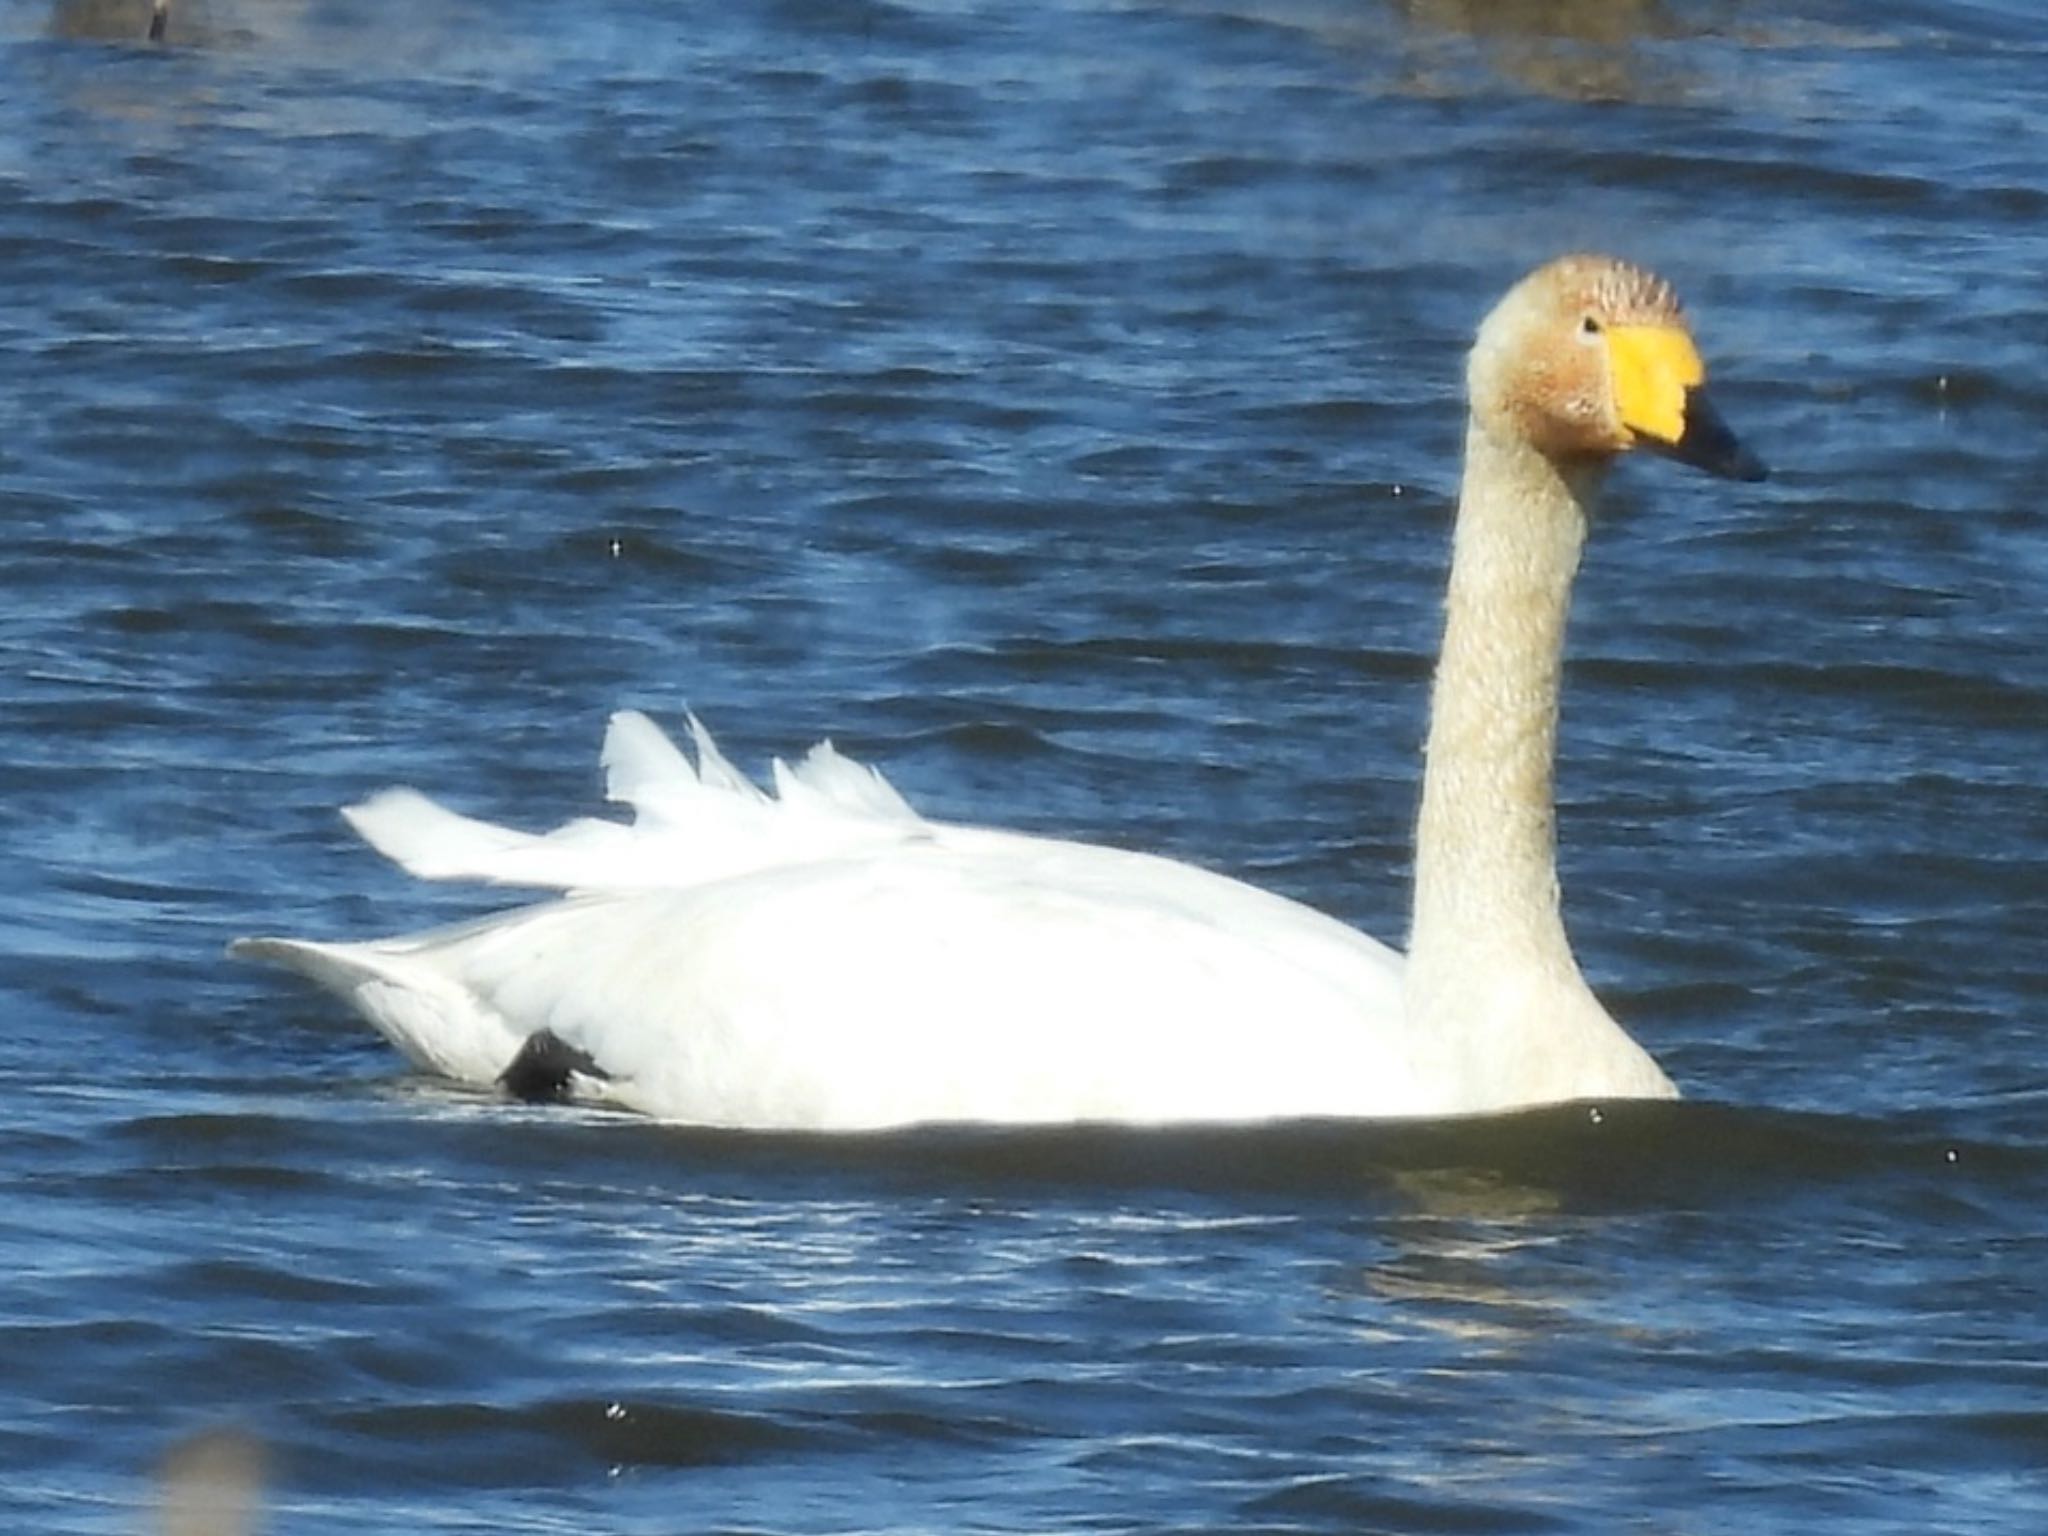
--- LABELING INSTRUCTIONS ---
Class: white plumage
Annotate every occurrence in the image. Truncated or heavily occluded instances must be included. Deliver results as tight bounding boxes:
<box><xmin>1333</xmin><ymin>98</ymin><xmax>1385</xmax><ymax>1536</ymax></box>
<box><xmin>234</xmin><ymin>254</ymin><xmax>1764</xmax><ymax>1129</ymax></box>
<box><xmin>238</xmin><ymin>708</ymin><xmax>1414</xmax><ymax>1127</ymax></box>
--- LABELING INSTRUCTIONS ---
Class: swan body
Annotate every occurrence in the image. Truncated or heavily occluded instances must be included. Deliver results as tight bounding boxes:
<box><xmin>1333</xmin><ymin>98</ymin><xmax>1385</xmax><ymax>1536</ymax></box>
<box><xmin>234</xmin><ymin>254</ymin><xmax>1765</xmax><ymax>1130</ymax></box>
<box><xmin>242</xmin><ymin>716</ymin><xmax>1415</xmax><ymax>1126</ymax></box>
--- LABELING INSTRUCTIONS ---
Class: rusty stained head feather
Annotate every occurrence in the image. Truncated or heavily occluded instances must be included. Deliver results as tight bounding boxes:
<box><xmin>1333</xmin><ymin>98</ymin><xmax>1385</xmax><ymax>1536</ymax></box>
<box><xmin>1554</xmin><ymin>253</ymin><xmax>1686</xmax><ymax>328</ymax></box>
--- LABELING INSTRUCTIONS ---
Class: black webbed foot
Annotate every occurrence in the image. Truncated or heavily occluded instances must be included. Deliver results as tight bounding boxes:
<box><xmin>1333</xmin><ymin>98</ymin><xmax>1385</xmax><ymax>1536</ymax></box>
<box><xmin>498</xmin><ymin>1029</ymin><xmax>609</xmax><ymax>1104</ymax></box>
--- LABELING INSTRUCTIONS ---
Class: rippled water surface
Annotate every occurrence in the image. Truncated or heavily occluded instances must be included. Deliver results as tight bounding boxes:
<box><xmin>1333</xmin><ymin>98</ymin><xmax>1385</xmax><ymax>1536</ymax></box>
<box><xmin>4</xmin><ymin>0</ymin><xmax>2046</xmax><ymax>1530</ymax></box>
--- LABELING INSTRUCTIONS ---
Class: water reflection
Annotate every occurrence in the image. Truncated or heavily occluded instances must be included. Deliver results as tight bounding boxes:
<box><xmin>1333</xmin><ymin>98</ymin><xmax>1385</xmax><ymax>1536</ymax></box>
<box><xmin>1166</xmin><ymin>0</ymin><xmax>1757</xmax><ymax>105</ymax></box>
<box><xmin>29</xmin><ymin>0</ymin><xmax>543</xmax><ymax>142</ymax></box>
<box><xmin>45</xmin><ymin>0</ymin><xmax>161</xmax><ymax>43</ymax></box>
<box><xmin>42</xmin><ymin>0</ymin><xmax>514</xmax><ymax>68</ymax></box>
<box><xmin>1358</xmin><ymin>1216</ymin><xmax>1573</xmax><ymax>1348</ymax></box>
<box><xmin>41</xmin><ymin>0</ymin><xmax>282</xmax><ymax>51</ymax></box>
<box><xmin>1390</xmin><ymin>0</ymin><xmax>1686</xmax><ymax>47</ymax></box>
<box><xmin>155</xmin><ymin>1428</ymin><xmax>266</xmax><ymax>1536</ymax></box>
<box><xmin>1385</xmin><ymin>0</ymin><xmax>1711</xmax><ymax>103</ymax></box>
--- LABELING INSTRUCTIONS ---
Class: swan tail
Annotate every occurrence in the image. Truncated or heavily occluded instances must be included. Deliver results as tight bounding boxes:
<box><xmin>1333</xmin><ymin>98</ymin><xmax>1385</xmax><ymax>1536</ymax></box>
<box><xmin>343</xmin><ymin>788</ymin><xmax>641</xmax><ymax>890</ymax></box>
<box><xmin>228</xmin><ymin>934</ymin><xmax>520</xmax><ymax>1087</ymax></box>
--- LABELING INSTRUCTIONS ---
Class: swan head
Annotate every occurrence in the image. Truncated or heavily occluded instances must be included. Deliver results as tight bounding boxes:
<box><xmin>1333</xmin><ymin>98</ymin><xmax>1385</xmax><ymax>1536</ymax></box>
<box><xmin>1468</xmin><ymin>254</ymin><xmax>1766</xmax><ymax>483</ymax></box>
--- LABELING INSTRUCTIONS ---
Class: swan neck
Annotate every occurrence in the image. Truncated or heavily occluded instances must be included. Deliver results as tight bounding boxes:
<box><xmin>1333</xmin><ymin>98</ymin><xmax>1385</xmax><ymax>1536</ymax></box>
<box><xmin>1410</xmin><ymin>420</ymin><xmax>1599</xmax><ymax>974</ymax></box>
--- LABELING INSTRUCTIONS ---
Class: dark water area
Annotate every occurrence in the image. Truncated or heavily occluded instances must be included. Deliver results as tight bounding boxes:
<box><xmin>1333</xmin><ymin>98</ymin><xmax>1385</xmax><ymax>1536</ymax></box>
<box><xmin>2</xmin><ymin>0</ymin><xmax>2045</xmax><ymax>1530</ymax></box>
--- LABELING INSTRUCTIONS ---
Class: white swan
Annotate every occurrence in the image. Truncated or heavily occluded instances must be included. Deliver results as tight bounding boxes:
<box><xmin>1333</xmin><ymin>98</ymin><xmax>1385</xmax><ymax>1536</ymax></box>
<box><xmin>233</xmin><ymin>254</ymin><xmax>1765</xmax><ymax>1129</ymax></box>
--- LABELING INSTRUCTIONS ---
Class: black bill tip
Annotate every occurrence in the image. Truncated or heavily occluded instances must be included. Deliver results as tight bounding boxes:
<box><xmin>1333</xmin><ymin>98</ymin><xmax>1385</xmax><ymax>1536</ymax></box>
<box><xmin>1652</xmin><ymin>386</ymin><xmax>1767</xmax><ymax>483</ymax></box>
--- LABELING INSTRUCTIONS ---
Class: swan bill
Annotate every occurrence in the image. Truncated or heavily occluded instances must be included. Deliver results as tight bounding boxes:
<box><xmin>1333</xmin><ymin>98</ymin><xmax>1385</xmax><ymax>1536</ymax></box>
<box><xmin>1605</xmin><ymin>321</ymin><xmax>1765</xmax><ymax>482</ymax></box>
<box><xmin>1606</xmin><ymin>322</ymin><xmax>1704</xmax><ymax>445</ymax></box>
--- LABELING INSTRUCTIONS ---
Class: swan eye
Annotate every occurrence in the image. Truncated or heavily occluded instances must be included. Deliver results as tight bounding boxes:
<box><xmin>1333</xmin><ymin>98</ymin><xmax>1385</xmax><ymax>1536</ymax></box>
<box><xmin>1580</xmin><ymin>315</ymin><xmax>1603</xmax><ymax>337</ymax></box>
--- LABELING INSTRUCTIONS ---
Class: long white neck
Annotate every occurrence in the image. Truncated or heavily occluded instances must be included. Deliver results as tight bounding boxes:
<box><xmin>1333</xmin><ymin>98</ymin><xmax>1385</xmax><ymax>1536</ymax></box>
<box><xmin>1402</xmin><ymin>418</ymin><xmax>1673</xmax><ymax>1106</ymax></box>
<box><xmin>1411</xmin><ymin>418</ymin><xmax>1593</xmax><ymax>969</ymax></box>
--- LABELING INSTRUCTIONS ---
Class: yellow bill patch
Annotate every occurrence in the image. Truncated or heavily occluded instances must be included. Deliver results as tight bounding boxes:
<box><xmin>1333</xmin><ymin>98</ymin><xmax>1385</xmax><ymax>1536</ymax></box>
<box><xmin>1606</xmin><ymin>324</ymin><xmax>1705</xmax><ymax>447</ymax></box>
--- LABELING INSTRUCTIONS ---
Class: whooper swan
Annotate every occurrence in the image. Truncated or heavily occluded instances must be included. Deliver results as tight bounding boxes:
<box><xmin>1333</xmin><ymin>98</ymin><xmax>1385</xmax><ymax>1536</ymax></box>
<box><xmin>233</xmin><ymin>254</ymin><xmax>1766</xmax><ymax>1129</ymax></box>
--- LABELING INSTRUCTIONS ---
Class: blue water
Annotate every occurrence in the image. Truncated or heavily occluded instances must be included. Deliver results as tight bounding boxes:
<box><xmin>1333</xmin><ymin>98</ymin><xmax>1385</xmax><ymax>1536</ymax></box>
<box><xmin>3</xmin><ymin>0</ymin><xmax>2046</xmax><ymax>1530</ymax></box>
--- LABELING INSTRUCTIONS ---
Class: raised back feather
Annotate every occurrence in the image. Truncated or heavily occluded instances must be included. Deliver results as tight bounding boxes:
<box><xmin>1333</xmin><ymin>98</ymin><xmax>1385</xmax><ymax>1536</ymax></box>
<box><xmin>344</xmin><ymin>710</ymin><xmax>929</xmax><ymax>895</ymax></box>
